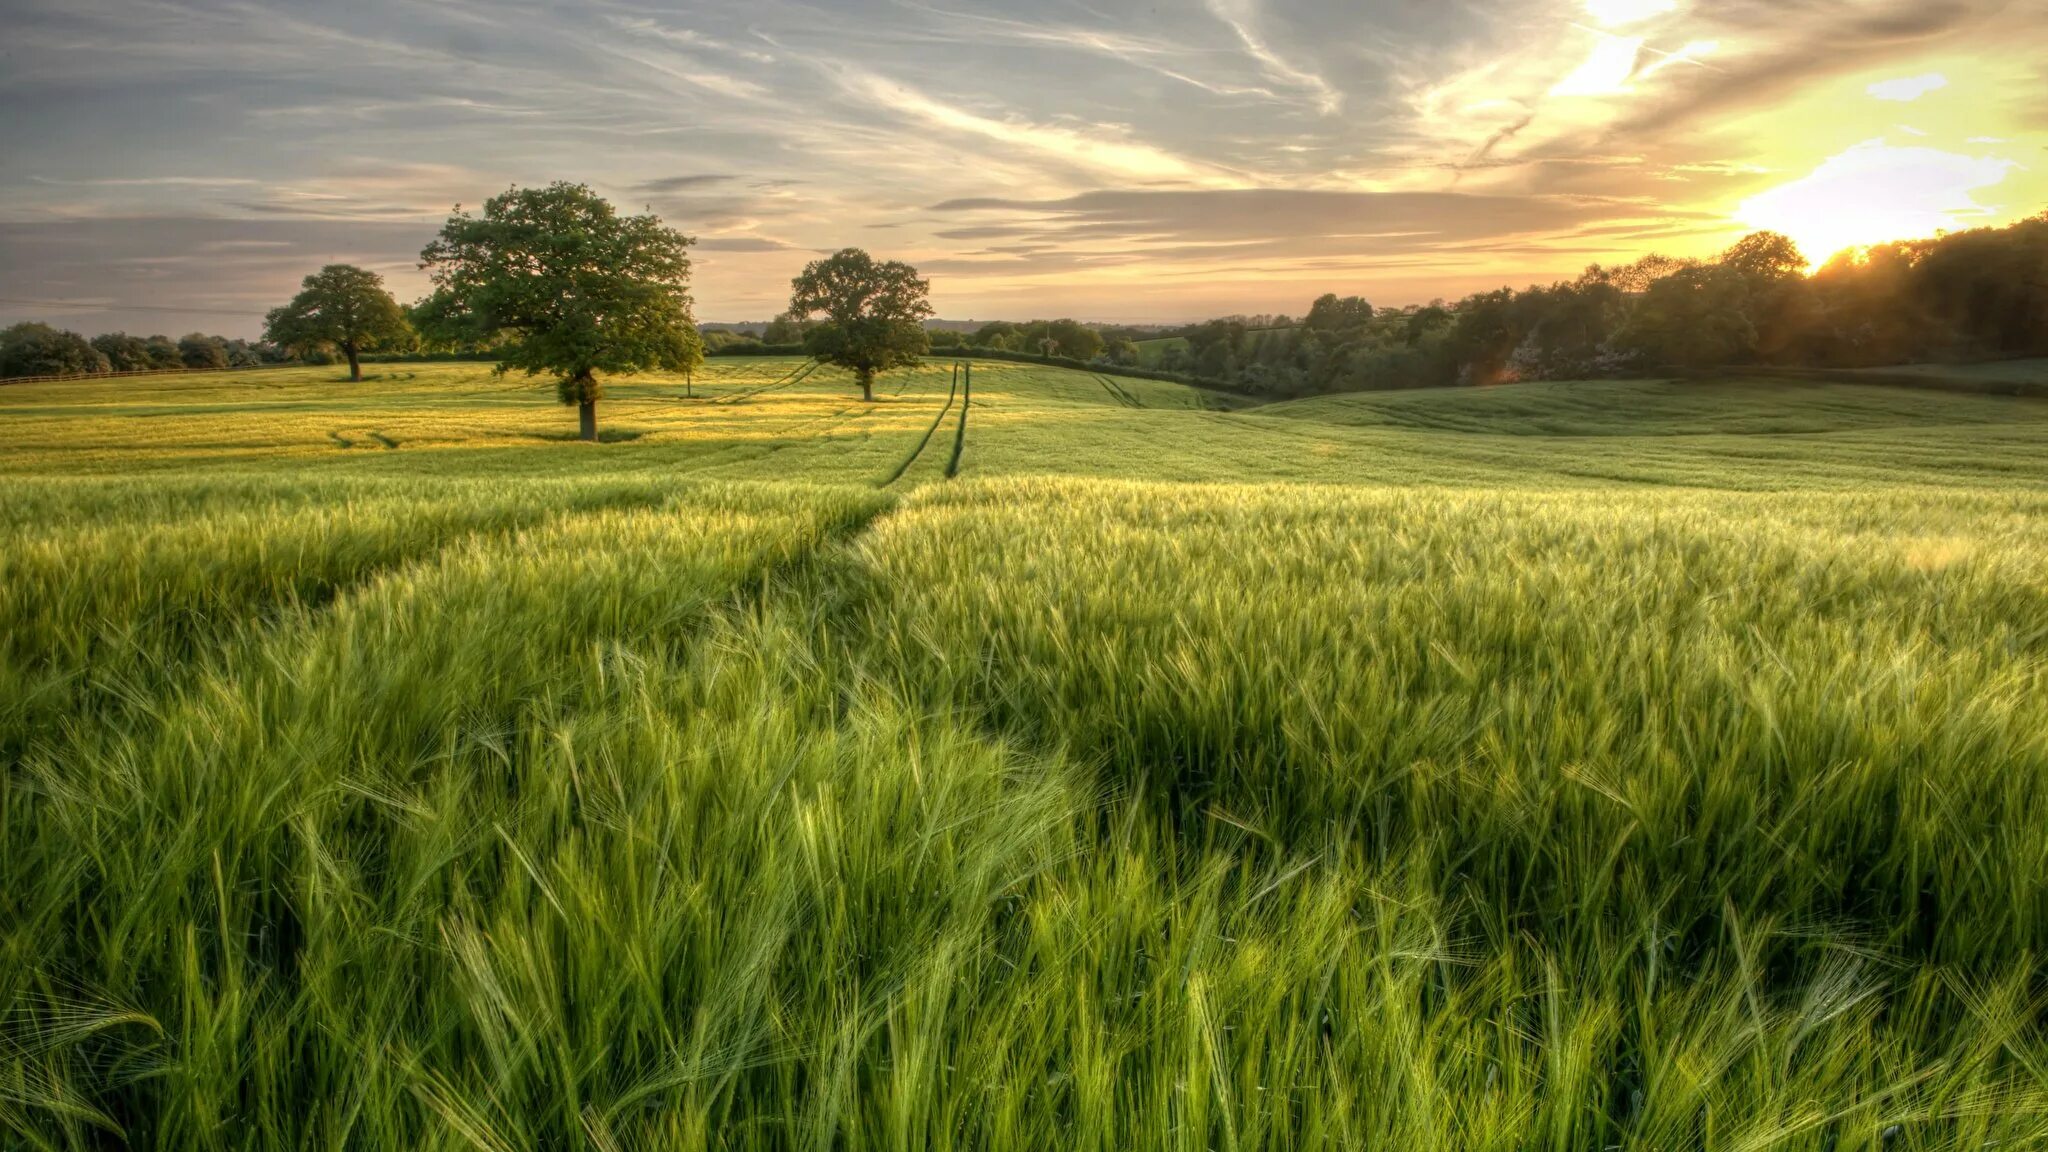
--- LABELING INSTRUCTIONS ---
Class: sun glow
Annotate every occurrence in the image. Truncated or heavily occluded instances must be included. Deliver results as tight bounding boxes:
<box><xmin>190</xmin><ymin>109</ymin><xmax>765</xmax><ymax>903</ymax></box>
<box><xmin>1736</xmin><ymin>139</ymin><xmax>2016</xmax><ymax>267</ymax></box>
<box><xmin>1551</xmin><ymin>36</ymin><xmax>1643</xmax><ymax>96</ymax></box>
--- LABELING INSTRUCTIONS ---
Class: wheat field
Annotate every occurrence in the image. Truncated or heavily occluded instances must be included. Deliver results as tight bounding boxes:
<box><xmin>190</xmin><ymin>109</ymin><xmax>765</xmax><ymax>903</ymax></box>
<box><xmin>4</xmin><ymin>359</ymin><xmax>2047</xmax><ymax>1149</ymax></box>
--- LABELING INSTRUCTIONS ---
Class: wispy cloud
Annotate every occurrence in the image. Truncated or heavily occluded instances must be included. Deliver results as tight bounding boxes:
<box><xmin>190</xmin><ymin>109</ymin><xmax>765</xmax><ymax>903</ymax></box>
<box><xmin>843</xmin><ymin>71</ymin><xmax>1242</xmax><ymax>188</ymax></box>
<box><xmin>1204</xmin><ymin>0</ymin><xmax>1343</xmax><ymax>114</ymax></box>
<box><xmin>0</xmin><ymin>0</ymin><xmax>2042</xmax><ymax>330</ymax></box>
<box><xmin>1867</xmin><ymin>72</ymin><xmax>1949</xmax><ymax>101</ymax></box>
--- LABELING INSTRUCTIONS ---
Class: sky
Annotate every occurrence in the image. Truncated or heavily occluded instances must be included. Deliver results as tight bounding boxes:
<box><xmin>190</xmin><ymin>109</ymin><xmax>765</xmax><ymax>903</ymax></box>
<box><xmin>2</xmin><ymin>0</ymin><xmax>2045</xmax><ymax>336</ymax></box>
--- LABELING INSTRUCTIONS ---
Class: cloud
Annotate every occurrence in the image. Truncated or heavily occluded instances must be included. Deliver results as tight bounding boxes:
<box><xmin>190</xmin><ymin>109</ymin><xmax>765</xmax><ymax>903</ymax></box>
<box><xmin>636</xmin><ymin>175</ymin><xmax>738</xmax><ymax>194</ymax></box>
<box><xmin>0</xmin><ymin>216</ymin><xmax>435</xmax><ymax>336</ymax></box>
<box><xmin>926</xmin><ymin>188</ymin><xmax>1704</xmax><ymax>269</ymax></box>
<box><xmin>1737</xmin><ymin>139</ymin><xmax>2017</xmax><ymax>264</ymax></box>
<box><xmin>0</xmin><ymin>0</ymin><xmax>2040</xmax><ymax>325</ymax></box>
<box><xmin>1551</xmin><ymin>36</ymin><xmax>1644</xmax><ymax>97</ymax></box>
<box><xmin>844</xmin><ymin>72</ymin><xmax>1239</xmax><ymax>188</ymax></box>
<box><xmin>1867</xmin><ymin>72</ymin><xmax>1949</xmax><ymax>101</ymax></box>
<box><xmin>694</xmin><ymin>236</ymin><xmax>797</xmax><ymax>252</ymax></box>
<box><xmin>1584</xmin><ymin>0</ymin><xmax>1680</xmax><ymax>28</ymax></box>
<box><xmin>1203</xmin><ymin>0</ymin><xmax>1342</xmax><ymax>114</ymax></box>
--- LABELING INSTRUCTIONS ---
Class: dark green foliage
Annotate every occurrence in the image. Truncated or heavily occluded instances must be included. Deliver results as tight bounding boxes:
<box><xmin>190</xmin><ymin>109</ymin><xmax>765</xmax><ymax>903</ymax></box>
<box><xmin>0</xmin><ymin>321</ymin><xmax>109</xmax><ymax>378</ymax></box>
<box><xmin>142</xmin><ymin>334</ymin><xmax>183</xmax><ymax>369</ymax></box>
<box><xmin>762</xmin><ymin>310</ymin><xmax>812</xmax><ymax>344</ymax></box>
<box><xmin>1303</xmin><ymin>292</ymin><xmax>1374</xmax><ymax>334</ymax></box>
<box><xmin>418</xmin><ymin>182</ymin><xmax>703</xmax><ymax>440</ymax></box>
<box><xmin>969</xmin><ymin>320</ymin><xmax>1102</xmax><ymax>357</ymax></box>
<box><xmin>1616</xmin><ymin>265</ymin><xmax>1758</xmax><ymax>368</ymax></box>
<box><xmin>1183</xmin><ymin>213</ymin><xmax>2048</xmax><ymax>397</ymax></box>
<box><xmin>700</xmin><ymin>328</ymin><xmax>761</xmax><ymax>352</ymax></box>
<box><xmin>90</xmin><ymin>332</ymin><xmax>155</xmax><ymax>372</ymax></box>
<box><xmin>263</xmin><ymin>264</ymin><xmax>412</xmax><ymax>382</ymax></box>
<box><xmin>789</xmin><ymin>248</ymin><xmax>932</xmax><ymax>400</ymax></box>
<box><xmin>178</xmin><ymin>332</ymin><xmax>229</xmax><ymax>370</ymax></box>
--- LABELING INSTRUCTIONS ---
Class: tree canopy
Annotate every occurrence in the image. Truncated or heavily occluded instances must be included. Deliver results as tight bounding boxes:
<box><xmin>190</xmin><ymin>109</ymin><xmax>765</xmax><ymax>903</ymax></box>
<box><xmin>263</xmin><ymin>264</ymin><xmax>412</xmax><ymax>381</ymax></box>
<box><xmin>178</xmin><ymin>333</ymin><xmax>230</xmax><ymax>371</ymax></box>
<box><xmin>787</xmin><ymin>249</ymin><xmax>932</xmax><ymax>401</ymax></box>
<box><xmin>90</xmin><ymin>333</ymin><xmax>155</xmax><ymax>372</ymax></box>
<box><xmin>417</xmin><ymin>182</ymin><xmax>702</xmax><ymax>441</ymax></box>
<box><xmin>0</xmin><ymin>322</ymin><xmax>109</xmax><ymax>378</ymax></box>
<box><xmin>1304</xmin><ymin>293</ymin><xmax>1375</xmax><ymax>335</ymax></box>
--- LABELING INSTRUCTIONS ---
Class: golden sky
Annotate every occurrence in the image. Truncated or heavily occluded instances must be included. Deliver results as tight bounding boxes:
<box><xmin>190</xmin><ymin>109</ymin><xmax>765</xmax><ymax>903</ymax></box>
<box><xmin>2</xmin><ymin>0</ymin><xmax>2044</xmax><ymax>332</ymax></box>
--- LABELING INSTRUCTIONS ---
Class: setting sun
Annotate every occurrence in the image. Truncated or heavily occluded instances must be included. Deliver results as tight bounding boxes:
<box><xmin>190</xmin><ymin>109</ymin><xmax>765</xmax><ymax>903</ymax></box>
<box><xmin>4</xmin><ymin>0</ymin><xmax>2048</xmax><ymax>1147</ymax></box>
<box><xmin>1737</xmin><ymin>140</ymin><xmax>2018</xmax><ymax>267</ymax></box>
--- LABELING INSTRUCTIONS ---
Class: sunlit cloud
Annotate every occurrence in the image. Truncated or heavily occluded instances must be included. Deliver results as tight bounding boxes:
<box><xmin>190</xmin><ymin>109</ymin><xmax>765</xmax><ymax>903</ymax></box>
<box><xmin>1584</xmin><ymin>0</ymin><xmax>1679</xmax><ymax>28</ymax></box>
<box><xmin>1637</xmin><ymin>39</ymin><xmax>1717</xmax><ymax>79</ymax></box>
<box><xmin>1</xmin><ymin>0</ymin><xmax>2042</xmax><ymax>327</ymax></box>
<box><xmin>1866</xmin><ymin>73</ymin><xmax>1948</xmax><ymax>102</ymax></box>
<box><xmin>1204</xmin><ymin>0</ymin><xmax>1342</xmax><ymax>114</ymax></box>
<box><xmin>1552</xmin><ymin>35</ymin><xmax>1644</xmax><ymax>97</ymax></box>
<box><xmin>1737</xmin><ymin>139</ymin><xmax>2016</xmax><ymax>266</ymax></box>
<box><xmin>847</xmin><ymin>73</ymin><xmax>1237</xmax><ymax>188</ymax></box>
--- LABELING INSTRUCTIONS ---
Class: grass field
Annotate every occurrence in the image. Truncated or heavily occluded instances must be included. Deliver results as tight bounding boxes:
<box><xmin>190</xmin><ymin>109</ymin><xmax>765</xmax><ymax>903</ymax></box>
<box><xmin>6</xmin><ymin>359</ymin><xmax>2048</xmax><ymax>1149</ymax></box>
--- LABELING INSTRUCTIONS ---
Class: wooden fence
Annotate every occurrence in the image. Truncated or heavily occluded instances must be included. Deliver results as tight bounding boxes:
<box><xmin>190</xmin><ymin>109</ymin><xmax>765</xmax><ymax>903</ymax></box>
<box><xmin>0</xmin><ymin>364</ymin><xmax>289</xmax><ymax>387</ymax></box>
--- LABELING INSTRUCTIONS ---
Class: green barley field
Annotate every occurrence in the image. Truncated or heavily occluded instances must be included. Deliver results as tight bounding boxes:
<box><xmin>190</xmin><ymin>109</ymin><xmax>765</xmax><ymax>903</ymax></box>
<box><xmin>5</xmin><ymin>358</ymin><xmax>2048</xmax><ymax>1150</ymax></box>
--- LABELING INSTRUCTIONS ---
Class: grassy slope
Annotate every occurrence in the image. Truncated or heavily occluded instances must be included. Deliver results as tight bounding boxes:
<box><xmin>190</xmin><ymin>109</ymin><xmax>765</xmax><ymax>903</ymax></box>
<box><xmin>1848</xmin><ymin>357</ymin><xmax>2048</xmax><ymax>386</ymax></box>
<box><xmin>5</xmin><ymin>362</ymin><xmax>2048</xmax><ymax>1149</ymax></box>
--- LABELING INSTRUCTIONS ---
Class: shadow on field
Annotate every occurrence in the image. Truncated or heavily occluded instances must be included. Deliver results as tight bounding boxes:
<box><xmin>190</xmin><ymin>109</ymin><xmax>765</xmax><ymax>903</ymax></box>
<box><xmin>532</xmin><ymin>428</ymin><xmax>649</xmax><ymax>444</ymax></box>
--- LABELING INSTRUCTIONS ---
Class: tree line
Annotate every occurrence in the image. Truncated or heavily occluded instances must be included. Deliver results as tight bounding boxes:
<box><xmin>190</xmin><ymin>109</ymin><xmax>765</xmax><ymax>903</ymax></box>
<box><xmin>0</xmin><ymin>325</ymin><xmax>278</xmax><ymax>379</ymax></box>
<box><xmin>2</xmin><ymin>184</ymin><xmax>937</xmax><ymax>442</ymax></box>
<box><xmin>1166</xmin><ymin>214</ymin><xmax>2048</xmax><ymax>398</ymax></box>
<box><xmin>9</xmin><ymin>186</ymin><xmax>2042</xmax><ymax>428</ymax></box>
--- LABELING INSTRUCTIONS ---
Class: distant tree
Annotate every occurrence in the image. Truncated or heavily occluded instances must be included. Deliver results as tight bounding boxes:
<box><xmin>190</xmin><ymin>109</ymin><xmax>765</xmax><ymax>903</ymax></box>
<box><xmin>762</xmin><ymin>311</ymin><xmax>811</xmax><ymax>344</ymax></box>
<box><xmin>178</xmin><ymin>333</ymin><xmax>230</xmax><ymax>370</ymax></box>
<box><xmin>142</xmin><ymin>335</ymin><xmax>183</xmax><ymax>369</ymax></box>
<box><xmin>263</xmin><ymin>263</ymin><xmax>412</xmax><ymax>381</ymax></box>
<box><xmin>1044</xmin><ymin>318</ymin><xmax>1103</xmax><ymax>361</ymax></box>
<box><xmin>928</xmin><ymin>328</ymin><xmax>964</xmax><ymax>348</ymax></box>
<box><xmin>1304</xmin><ymin>293</ymin><xmax>1374</xmax><ymax>335</ymax></box>
<box><xmin>0</xmin><ymin>322</ymin><xmax>110</xmax><ymax>378</ymax></box>
<box><xmin>1443</xmin><ymin>289</ymin><xmax>1523</xmax><ymax>384</ymax></box>
<box><xmin>787</xmin><ymin>249</ymin><xmax>932</xmax><ymax>401</ymax></box>
<box><xmin>1906</xmin><ymin>215</ymin><xmax>2048</xmax><ymax>357</ymax></box>
<box><xmin>1591</xmin><ymin>253</ymin><xmax>1699</xmax><ymax>294</ymax></box>
<box><xmin>1720</xmin><ymin>231</ymin><xmax>1807</xmax><ymax>287</ymax></box>
<box><xmin>418</xmin><ymin>182</ymin><xmax>703</xmax><ymax>442</ymax></box>
<box><xmin>700</xmin><ymin>328</ymin><xmax>761</xmax><ymax>352</ymax></box>
<box><xmin>971</xmin><ymin>321</ymin><xmax>1020</xmax><ymax>350</ymax></box>
<box><xmin>223</xmin><ymin>339</ymin><xmax>266</xmax><ymax>368</ymax></box>
<box><xmin>1615</xmin><ymin>266</ymin><xmax>1757</xmax><ymax>368</ymax></box>
<box><xmin>1195</xmin><ymin>339</ymin><xmax>1235</xmax><ymax>380</ymax></box>
<box><xmin>90</xmin><ymin>332</ymin><xmax>155</xmax><ymax>372</ymax></box>
<box><xmin>1404</xmin><ymin>306</ymin><xmax>1453</xmax><ymax>345</ymax></box>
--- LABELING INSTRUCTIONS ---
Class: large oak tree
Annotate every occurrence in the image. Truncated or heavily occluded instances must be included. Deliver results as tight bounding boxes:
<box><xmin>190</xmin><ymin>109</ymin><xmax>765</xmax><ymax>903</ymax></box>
<box><xmin>418</xmin><ymin>183</ymin><xmax>702</xmax><ymax>442</ymax></box>
<box><xmin>787</xmin><ymin>249</ymin><xmax>932</xmax><ymax>401</ymax></box>
<box><xmin>263</xmin><ymin>264</ymin><xmax>412</xmax><ymax>382</ymax></box>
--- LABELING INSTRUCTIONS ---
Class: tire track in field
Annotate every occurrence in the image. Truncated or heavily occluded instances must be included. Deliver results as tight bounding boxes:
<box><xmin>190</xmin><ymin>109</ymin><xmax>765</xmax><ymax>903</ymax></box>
<box><xmin>1094</xmin><ymin>373</ymin><xmax>1143</xmax><ymax>409</ymax></box>
<box><xmin>669</xmin><ymin>390</ymin><xmax>889</xmax><ymax>478</ymax></box>
<box><xmin>880</xmin><ymin>364</ymin><xmax>960</xmax><ymax>486</ymax></box>
<box><xmin>944</xmin><ymin>362</ymin><xmax>972</xmax><ymax>478</ymax></box>
<box><xmin>713</xmin><ymin>359</ymin><xmax>820</xmax><ymax>405</ymax></box>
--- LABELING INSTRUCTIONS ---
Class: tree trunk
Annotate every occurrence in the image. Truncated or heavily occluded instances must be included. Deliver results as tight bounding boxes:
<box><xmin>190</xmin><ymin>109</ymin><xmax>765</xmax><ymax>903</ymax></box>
<box><xmin>579</xmin><ymin>398</ymin><xmax>598</xmax><ymax>442</ymax></box>
<box><xmin>858</xmin><ymin>368</ymin><xmax>874</xmax><ymax>402</ymax></box>
<box><xmin>345</xmin><ymin>344</ymin><xmax>361</xmax><ymax>382</ymax></box>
